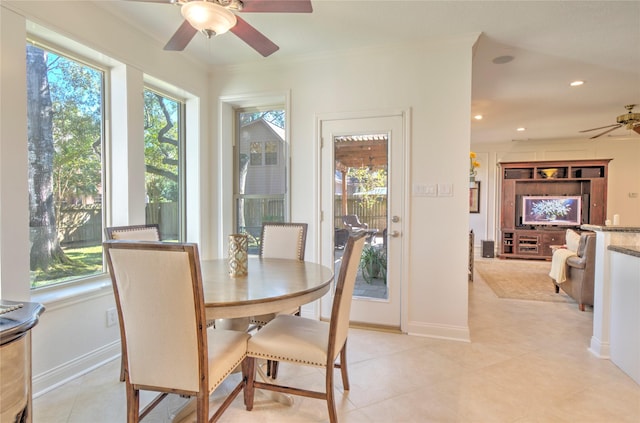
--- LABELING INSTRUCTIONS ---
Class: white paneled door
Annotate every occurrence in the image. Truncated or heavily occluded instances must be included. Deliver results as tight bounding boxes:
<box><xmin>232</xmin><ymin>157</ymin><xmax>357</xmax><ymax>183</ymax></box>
<box><xmin>320</xmin><ymin>112</ymin><xmax>406</xmax><ymax>329</ymax></box>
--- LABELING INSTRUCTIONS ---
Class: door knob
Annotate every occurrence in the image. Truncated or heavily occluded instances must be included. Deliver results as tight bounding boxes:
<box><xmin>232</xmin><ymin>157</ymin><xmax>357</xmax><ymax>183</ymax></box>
<box><xmin>391</xmin><ymin>216</ymin><xmax>400</xmax><ymax>223</ymax></box>
<box><xmin>389</xmin><ymin>230</ymin><xmax>400</xmax><ymax>238</ymax></box>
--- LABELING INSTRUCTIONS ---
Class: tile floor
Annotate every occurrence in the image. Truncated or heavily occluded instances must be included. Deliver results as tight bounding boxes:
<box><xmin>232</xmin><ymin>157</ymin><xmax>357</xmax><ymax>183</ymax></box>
<box><xmin>33</xmin><ymin>259</ymin><xmax>640</xmax><ymax>422</ymax></box>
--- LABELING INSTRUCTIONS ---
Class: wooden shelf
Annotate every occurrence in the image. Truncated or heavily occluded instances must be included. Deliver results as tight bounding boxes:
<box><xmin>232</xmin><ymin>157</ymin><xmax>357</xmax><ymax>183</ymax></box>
<box><xmin>498</xmin><ymin>159</ymin><xmax>611</xmax><ymax>260</ymax></box>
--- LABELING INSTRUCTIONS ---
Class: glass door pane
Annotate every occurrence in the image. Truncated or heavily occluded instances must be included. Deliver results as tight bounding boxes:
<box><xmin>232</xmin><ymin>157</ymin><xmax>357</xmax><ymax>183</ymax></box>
<box><xmin>334</xmin><ymin>134</ymin><xmax>388</xmax><ymax>300</ymax></box>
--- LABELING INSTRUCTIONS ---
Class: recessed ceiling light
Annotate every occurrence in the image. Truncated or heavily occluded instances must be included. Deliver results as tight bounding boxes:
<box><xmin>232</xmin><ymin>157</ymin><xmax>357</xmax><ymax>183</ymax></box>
<box><xmin>492</xmin><ymin>55</ymin><xmax>514</xmax><ymax>65</ymax></box>
<box><xmin>570</xmin><ymin>80</ymin><xmax>585</xmax><ymax>87</ymax></box>
<box><xmin>474</xmin><ymin>115</ymin><xmax>483</xmax><ymax>120</ymax></box>
<box><xmin>516</xmin><ymin>127</ymin><xmax>526</xmax><ymax>132</ymax></box>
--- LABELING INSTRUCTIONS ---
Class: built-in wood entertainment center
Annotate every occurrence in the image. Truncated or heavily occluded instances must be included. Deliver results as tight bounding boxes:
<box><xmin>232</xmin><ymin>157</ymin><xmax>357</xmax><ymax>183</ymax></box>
<box><xmin>499</xmin><ymin>159</ymin><xmax>611</xmax><ymax>259</ymax></box>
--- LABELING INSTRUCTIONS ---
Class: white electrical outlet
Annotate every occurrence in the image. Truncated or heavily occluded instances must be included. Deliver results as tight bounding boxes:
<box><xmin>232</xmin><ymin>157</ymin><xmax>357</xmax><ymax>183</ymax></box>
<box><xmin>106</xmin><ymin>308</ymin><xmax>117</xmax><ymax>327</ymax></box>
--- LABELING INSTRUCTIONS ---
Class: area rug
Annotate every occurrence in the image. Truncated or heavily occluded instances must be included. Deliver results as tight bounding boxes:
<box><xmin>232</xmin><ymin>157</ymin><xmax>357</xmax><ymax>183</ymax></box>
<box><xmin>474</xmin><ymin>259</ymin><xmax>573</xmax><ymax>303</ymax></box>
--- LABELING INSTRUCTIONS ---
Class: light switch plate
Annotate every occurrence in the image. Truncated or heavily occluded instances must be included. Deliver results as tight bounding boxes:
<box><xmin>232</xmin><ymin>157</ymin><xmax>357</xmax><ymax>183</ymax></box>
<box><xmin>413</xmin><ymin>184</ymin><xmax>437</xmax><ymax>197</ymax></box>
<box><xmin>438</xmin><ymin>184</ymin><xmax>453</xmax><ymax>197</ymax></box>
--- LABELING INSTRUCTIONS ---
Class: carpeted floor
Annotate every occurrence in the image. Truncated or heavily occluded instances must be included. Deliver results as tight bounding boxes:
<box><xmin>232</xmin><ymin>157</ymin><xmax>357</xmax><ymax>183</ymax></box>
<box><xmin>474</xmin><ymin>258</ymin><xmax>574</xmax><ymax>304</ymax></box>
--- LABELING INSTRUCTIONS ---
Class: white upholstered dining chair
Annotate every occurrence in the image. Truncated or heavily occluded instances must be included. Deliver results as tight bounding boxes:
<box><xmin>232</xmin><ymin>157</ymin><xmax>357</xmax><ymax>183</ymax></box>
<box><xmin>259</xmin><ymin>222</ymin><xmax>308</xmax><ymax>260</ymax></box>
<box><xmin>244</xmin><ymin>232</ymin><xmax>366</xmax><ymax>423</ymax></box>
<box><xmin>105</xmin><ymin>223</ymin><xmax>161</xmax><ymax>242</ymax></box>
<box><xmin>104</xmin><ymin>224</ymin><xmax>161</xmax><ymax>382</ymax></box>
<box><xmin>103</xmin><ymin>241</ymin><xmax>251</xmax><ymax>423</ymax></box>
<box><xmin>251</xmin><ymin>222</ymin><xmax>308</xmax><ymax>377</ymax></box>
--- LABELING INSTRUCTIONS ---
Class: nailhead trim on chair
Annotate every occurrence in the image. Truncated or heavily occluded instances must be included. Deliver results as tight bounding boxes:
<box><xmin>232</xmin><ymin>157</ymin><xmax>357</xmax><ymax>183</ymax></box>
<box><xmin>212</xmin><ymin>353</ymin><xmax>247</xmax><ymax>389</ymax></box>
<box><xmin>247</xmin><ymin>352</ymin><xmax>325</xmax><ymax>368</ymax></box>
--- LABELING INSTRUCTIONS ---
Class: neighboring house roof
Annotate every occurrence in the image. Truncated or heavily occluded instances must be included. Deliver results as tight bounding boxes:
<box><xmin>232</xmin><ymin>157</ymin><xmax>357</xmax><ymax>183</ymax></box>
<box><xmin>241</xmin><ymin>118</ymin><xmax>284</xmax><ymax>141</ymax></box>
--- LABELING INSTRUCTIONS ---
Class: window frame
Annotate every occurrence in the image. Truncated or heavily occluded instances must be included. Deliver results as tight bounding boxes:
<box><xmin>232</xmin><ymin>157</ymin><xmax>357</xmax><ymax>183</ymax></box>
<box><xmin>26</xmin><ymin>36</ymin><xmax>110</xmax><ymax>291</ymax></box>
<box><xmin>232</xmin><ymin>105</ymin><xmax>289</xmax><ymax>244</ymax></box>
<box><xmin>142</xmin><ymin>84</ymin><xmax>187</xmax><ymax>242</ymax></box>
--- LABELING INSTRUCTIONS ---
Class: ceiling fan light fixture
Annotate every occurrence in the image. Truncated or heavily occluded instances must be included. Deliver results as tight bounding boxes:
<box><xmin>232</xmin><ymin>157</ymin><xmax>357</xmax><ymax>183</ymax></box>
<box><xmin>181</xmin><ymin>1</ymin><xmax>237</xmax><ymax>35</ymax></box>
<box><xmin>617</xmin><ymin>104</ymin><xmax>640</xmax><ymax>126</ymax></box>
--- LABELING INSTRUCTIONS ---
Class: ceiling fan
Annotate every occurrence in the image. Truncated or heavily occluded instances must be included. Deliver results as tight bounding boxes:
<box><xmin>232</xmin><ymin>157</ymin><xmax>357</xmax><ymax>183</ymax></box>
<box><xmin>580</xmin><ymin>104</ymin><xmax>640</xmax><ymax>139</ymax></box>
<box><xmin>130</xmin><ymin>0</ymin><xmax>312</xmax><ymax>57</ymax></box>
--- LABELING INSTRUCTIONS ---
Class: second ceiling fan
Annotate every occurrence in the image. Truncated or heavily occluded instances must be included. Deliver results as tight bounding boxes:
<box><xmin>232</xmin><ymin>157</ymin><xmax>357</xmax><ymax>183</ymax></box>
<box><xmin>132</xmin><ymin>0</ymin><xmax>312</xmax><ymax>57</ymax></box>
<box><xmin>580</xmin><ymin>104</ymin><xmax>640</xmax><ymax>139</ymax></box>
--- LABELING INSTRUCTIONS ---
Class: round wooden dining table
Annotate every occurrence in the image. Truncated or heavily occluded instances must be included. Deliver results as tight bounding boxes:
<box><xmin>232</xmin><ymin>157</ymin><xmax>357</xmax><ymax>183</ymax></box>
<box><xmin>200</xmin><ymin>257</ymin><xmax>334</xmax><ymax>321</ymax></box>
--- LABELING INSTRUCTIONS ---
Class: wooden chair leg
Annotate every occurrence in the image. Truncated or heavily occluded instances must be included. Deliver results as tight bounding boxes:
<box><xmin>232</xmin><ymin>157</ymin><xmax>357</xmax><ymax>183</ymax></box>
<box><xmin>120</xmin><ymin>343</ymin><xmax>126</xmax><ymax>382</ymax></box>
<box><xmin>126</xmin><ymin>385</ymin><xmax>140</xmax><ymax>423</ymax></box>
<box><xmin>554</xmin><ymin>284</ymin><xmax>559</xmax><ymax>293</ymax></box>
<box><xmin>270</xmin><ymin>361</ymin><xmax>279</xmax><ymax>379</ymax></box>
<box><xmin>579</xmin><ymin>303</ymin><xmax>585</xmax><ymax>312</ymax></box>
<box><xmin>196</xmin><ymin>390</ymin><xmax>208</xmax><ymax>423</ymax></box>
<box><xmin>325</xmin><ymin>361</ymin><xmax>338</xmax><ymax>423</ymax></box>
<box><xmin>244</xmin><ymin>357</ymin><xmax>256</xmax><ymax>411</ymax></box>
<box><xmin>338</xmin><ymin>342</ymin><xmax>349</xmax><ymax>390</ymax></box>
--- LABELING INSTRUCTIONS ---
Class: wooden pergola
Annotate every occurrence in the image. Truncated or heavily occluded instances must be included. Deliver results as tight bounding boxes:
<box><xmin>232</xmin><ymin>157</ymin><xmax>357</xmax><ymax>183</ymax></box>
<box><xmin>334</xmin><ymin>134</ymin><xmax>388</xmax><ymax>216</ymax></box>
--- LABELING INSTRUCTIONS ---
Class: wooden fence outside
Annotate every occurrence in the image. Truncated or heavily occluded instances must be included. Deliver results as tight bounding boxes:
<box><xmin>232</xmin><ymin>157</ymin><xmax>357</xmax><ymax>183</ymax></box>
<box><xmin>334</xmin><ymin>198</ymin><xmax>387</xmax><ymax>231</ymax></box>
<box><xmin>58</xmin><ymin>202</ymin><xmax>179</xmax><ymax>246</ymax></box>
<box><xmin>58</xmin><ymin>197</ymin><xmax>386</xmax><ymax>246</ymax></box>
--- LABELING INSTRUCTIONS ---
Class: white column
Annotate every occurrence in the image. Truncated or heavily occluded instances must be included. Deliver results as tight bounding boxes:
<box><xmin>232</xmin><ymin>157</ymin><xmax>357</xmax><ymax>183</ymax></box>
<box><xmin>584</xmin><ymin>225</ymin><xmax>640</xmax><ymax>358</ymax></box>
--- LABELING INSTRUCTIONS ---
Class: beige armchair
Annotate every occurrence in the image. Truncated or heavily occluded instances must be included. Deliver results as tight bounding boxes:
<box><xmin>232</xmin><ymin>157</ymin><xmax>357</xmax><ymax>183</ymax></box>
<box><xmin>103</xmin><ymin>241</ymin><xmax>250</xmax><ymax>422</ymax></box>
<box><xmin>553</xmin><ymin>231</ymin><xmax>596</xmax><ymax>311</ymax></box>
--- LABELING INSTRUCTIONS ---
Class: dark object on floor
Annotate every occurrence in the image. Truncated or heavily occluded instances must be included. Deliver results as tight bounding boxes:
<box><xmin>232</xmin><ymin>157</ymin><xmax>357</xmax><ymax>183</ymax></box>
<box><xmin>335</xmin><ymin>228</ymin><xmax>349</xmax><ymax>249</ymax></box>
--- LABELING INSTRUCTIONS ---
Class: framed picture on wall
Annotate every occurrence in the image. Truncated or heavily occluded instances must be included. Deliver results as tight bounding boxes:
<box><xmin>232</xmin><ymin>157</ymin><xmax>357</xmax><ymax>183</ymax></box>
<box><xmin>469</xmin><ymin>181</ymin><xmax>480</xmax><ymax>213</ymax></box>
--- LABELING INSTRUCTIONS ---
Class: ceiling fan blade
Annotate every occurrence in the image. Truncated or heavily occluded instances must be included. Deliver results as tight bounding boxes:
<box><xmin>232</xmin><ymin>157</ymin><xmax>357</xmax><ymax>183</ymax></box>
<box><xmin>241</xmin><ymin>0</ymin><xmax>313</xmax><ymax>13</ymax></box>
<box><xmin>230</xmin><ymin>16</ymin><xmax>279</xmax><ymax>57</ymax></box>
<box><xmin>164</xmin><ymin>20</ymin><xmax>198</xmax><ymax>51</ymax></box>
<box><xmin>633</xmin><ymin>125</ymin><xmax>640</xmax><ymax>135</ymax></box>
<box><xmin>588</xmin><ymin>124</ymin><xmax>622</xmax><ymax>139</ymax></box>
<box><xmin>579</xmin><ymin>123</ymin><xmax>620</xmax><ymax>133</ymax></box>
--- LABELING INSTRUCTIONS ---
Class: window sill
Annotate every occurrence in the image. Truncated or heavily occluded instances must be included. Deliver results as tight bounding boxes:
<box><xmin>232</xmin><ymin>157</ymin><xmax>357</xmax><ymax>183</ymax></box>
<box><xmin>31</xmin><ymin>275</ymin><xmax>113</xmax><ymax>311</ymax></box>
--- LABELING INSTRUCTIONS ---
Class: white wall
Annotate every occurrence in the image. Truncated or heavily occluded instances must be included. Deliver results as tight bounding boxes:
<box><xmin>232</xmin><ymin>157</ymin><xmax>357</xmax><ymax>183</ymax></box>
<box><xmin>470</xmin><ymin>137</ymin><xmax>640</xmax><ymax>253</ymax></box>
<box><xmin>211</xmin><ymin>35</ymin><xmax>478</xmax><ymax>340</ymax></box>
<box><xmin>0</xmin><ymin>1</ymin><xmax>211</xmax><ymax>395</ymax></box>
<box><xmin>2</xmin><ymin>0</ymin><xmax>480</xmax><ymax>395</ymax></box>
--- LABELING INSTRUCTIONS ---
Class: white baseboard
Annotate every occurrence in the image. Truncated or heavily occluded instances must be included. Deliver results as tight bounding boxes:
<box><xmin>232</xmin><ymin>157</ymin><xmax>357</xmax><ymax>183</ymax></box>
<box><xmin>589</xmin><ymin>336</ymin><xmax>611</xmax><ymax>359</ymax></box>
<box><xmin>406</xmin><ymin>321</ymin><xmax>471</xmax><ymax>342</ymax></box>
<box><xmin>33</xmin><ymin>340</ymin><xmax>120</xmax><ymax>398</ymax></box>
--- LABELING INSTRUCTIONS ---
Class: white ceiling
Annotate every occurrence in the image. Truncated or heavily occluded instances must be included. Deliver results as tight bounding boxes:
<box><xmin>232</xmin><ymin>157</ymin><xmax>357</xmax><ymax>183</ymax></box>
<box><xmin>96</xmin><ymin>0</ymin><xmax>640</xmax><ymax>144</ymax></box>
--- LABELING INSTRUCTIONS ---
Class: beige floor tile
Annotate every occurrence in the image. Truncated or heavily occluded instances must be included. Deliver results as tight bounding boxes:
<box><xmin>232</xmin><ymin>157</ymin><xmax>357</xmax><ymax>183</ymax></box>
<box><xmin>33</xmin><ymin>260</ymin><xmax>640</xmax><ymax>422</ymax></box>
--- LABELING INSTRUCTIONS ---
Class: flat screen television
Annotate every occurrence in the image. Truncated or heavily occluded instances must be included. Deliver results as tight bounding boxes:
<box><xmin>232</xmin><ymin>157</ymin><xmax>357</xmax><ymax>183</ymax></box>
<box><xmin>522</xmin><ymin>195</ymin><xmax>582</xmax><ymax>226</ymax></box>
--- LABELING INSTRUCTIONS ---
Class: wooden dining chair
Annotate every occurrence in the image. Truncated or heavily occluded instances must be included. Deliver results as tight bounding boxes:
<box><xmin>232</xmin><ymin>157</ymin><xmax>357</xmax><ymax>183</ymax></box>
<box><xmin>104</xmin><ymin>223</ymin><xmax>161</xmax><ymax>382</ymax></box>
<box><xmin>251</xmin><ymin>222</ymin><xmax>308</xmax><ymax>377</ymax></box>
<box><xmin>103</xmin><ymin>241</ymin><xmax>251</xmax><ymax>423</ymax></box>
<box><xmin>105</xmin><ymin>223</ymin><xmax>161</xmax><ymax>241</ymax></box>
<box><xmin>244</xmin><ymin>233</ymin><xmax>366</xmax><ymax>423</ymax></box>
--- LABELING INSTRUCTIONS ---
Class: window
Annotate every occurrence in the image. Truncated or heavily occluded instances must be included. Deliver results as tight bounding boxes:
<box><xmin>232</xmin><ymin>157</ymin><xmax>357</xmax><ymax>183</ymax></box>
<box><xmin>250</xmin><ymin>142</ymin><xmax>263</xmax><ymax>165</ymax></box>
<box><xmin>26</xmin><ymin>42</ymin><xmax>105</xmax><ymax>289</ymax></box>
<box><xmin>265</xmin><ymin>141</ymin><xmax>278</xmax><ymax>165</ymax></box>
<box><xmin>143</xmin><ymin>88</ymin><xmax>184</xmax><ymax>241</ymax></box>
<box><xmin>234</xmin><ymin>108</ymin><xmax>287</xmax><ymax>253</ymax></box>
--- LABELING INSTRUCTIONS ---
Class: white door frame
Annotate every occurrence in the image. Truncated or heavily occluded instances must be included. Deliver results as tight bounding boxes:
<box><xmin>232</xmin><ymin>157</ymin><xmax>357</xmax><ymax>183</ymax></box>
<box><xmin>316</xmin><ymin>108</ymin><xmax>411</xmax><ymax>332</ymax></box>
